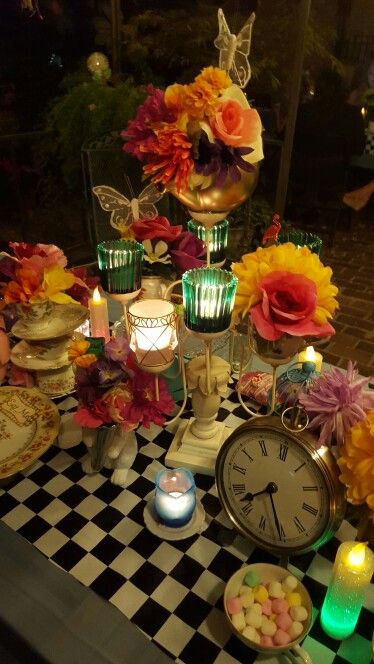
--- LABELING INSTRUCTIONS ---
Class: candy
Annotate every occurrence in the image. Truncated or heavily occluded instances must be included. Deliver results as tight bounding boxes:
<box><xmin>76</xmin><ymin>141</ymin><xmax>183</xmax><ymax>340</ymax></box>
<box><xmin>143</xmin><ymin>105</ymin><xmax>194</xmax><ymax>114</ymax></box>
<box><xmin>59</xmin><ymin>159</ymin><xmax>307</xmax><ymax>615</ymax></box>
<box><xmin>239</xmin><ymin>584</ymin><xmax>253</xmax><ymax>596</ymax></box>
<box><xmin>253</xmin><ymin>585</ymin><xmax>269</xmax><ymax>603</ymax></box>
<box><xmin>286</xmin><ymin>592</ymin><xmax>302</xmax><ymax>607</ymax></box>
<box><xmin>232</xmin><ymin>611</ymin><xmax>246</xmax><ymax>632</ymax></box>
<box><xmin>272</xmin><ymin>598</ymin><xmax>289</xmax><ymax>614</ymax></box>
<box><xmin>290</xmin><ymin>606</ymin><xmax>308</xmax><ymax>622</ymax></box>
<box><xmin>241</xmin><ymin>591</ymin><xmax>254</xmax><ymax>609</ymax></box>
<box><xmin>226</xmin><ymin>597</ymin><xmax>242</xmax><ymax>614</ymax></box>
<box><xmin>282</xmin><ymin>575</ymin><xmax>298</xmax><ymax>592</ymax></box>
<box><xmin>242</xmin><ymin>625</ymin><xmax>258</xmax><ymax>642</ymax></box>
<box><xmin>245</xmin><ymin>607</ymin><xmax>262</xmax><ymax>629</ymax></box>
<box><xmin>268</xmin><ymin>580</ymin><xmax>284</xmax><ymax>598</ymax></box>
<box><xmin>244</xmin><ymin>570</ymin><xmax>261</xmax><ymax>587</ymax></box>
<box><xmin>260</xmin><ymin>617</ymin><xmax>277</xmax><ymax>636</ymax></box>
<box><xmin>261</xmin><ymin>598</ymin><xmax>273</xmax><ymax>616</ymax></box>
<box><xmin>288</xmin><ymin>621</ymin><xmax>304</xmax><ymax>640</ymax></box>
<box><xmin>274</xmin><ymin>628</ymin><xmax>291</xmax><ymax>646</ymax></box>
<box><xmin>252</xmin><ymin>602</ymin><xmax>263</xmax><ymax>614</ymax></box>
<box><xmin>275</xmin><ymin>612</ymin><xmax>293</xmax><ymax>631</ymax></box>
<box><xmin>261</xmin><ymin>635</ymin><xmax>274</xmax><ymax>647</ymax></box>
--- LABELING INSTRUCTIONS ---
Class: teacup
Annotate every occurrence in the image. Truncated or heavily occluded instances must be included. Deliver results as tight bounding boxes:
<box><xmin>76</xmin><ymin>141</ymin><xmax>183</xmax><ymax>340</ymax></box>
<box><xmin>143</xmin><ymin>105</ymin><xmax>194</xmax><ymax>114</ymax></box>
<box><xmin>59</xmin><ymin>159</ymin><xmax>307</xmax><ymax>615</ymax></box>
<box><xmin>35</xmin><ymin>364</ymin><xmax>75</xmax><ymax>397</ymax></box>
<box><xmin>224</xmin><ymin>563</ymin><xmax>313</xmax><ymax>664</ymax></box>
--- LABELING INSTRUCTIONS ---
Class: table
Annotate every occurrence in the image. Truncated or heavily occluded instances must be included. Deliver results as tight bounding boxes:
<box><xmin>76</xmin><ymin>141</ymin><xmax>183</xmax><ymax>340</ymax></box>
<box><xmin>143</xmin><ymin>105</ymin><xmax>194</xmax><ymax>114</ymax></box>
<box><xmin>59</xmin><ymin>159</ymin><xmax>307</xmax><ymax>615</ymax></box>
<box><xmin>0</xmin><ymin>386</ymin><xmax>373</xmax><ymax>664</ymax></box>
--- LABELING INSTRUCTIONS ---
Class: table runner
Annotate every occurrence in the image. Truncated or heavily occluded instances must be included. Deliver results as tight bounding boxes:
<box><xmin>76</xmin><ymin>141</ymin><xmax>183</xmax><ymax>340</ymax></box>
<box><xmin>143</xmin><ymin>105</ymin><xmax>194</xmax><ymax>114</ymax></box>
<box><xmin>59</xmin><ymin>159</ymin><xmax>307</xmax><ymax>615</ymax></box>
<box><xmin>0</xmin><ymin>389</ymin><xmax>373</xmax><ymax>664</ymax></box>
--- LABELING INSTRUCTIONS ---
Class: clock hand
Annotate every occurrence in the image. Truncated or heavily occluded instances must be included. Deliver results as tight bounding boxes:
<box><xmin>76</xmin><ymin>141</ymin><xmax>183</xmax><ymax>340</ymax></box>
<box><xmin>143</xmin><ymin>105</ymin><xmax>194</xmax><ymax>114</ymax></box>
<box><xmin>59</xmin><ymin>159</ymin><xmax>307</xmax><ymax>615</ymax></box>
<box><xmin>268</xmin><ymin>491</ymin><xmax>282</xmax><ymax>540</ymax></box>
<box><xmin>240</xmin><ymin>483</ymin><xmax>277</xmax><ymax>502</ymax></box>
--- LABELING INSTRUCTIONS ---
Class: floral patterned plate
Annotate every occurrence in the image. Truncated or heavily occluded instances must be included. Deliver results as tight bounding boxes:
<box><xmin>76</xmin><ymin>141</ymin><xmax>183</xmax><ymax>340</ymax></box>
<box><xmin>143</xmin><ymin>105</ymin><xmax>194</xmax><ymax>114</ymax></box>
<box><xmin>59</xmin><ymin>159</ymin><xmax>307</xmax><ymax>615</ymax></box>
<box><xmin>11</xmin><ymin>337</ymin><xmax>71</xmax><ymax>371</ymax></box>
<box><xmin>0</xmin><ymin>387</ymin><xmax>60</xmax><ymax>480</ymax></box>
<box><xmin>11</xmin><ymin>304</ymin><xmax>89</xmax><ymax>341</ymax></box>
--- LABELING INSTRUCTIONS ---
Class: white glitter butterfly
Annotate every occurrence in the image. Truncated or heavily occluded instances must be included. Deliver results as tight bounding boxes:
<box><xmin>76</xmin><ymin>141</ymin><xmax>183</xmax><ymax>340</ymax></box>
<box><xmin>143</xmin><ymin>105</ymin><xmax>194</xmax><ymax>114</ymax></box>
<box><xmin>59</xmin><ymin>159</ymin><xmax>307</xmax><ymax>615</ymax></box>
<box><xmin>214</xmin><ymin>8</ymin><xmax>255</xmax><ymax>89</ymax></box>
<box><xmin>92</xmin><ymin>182</ymin><xmax>164</xmax><ymax>234</ymax></box>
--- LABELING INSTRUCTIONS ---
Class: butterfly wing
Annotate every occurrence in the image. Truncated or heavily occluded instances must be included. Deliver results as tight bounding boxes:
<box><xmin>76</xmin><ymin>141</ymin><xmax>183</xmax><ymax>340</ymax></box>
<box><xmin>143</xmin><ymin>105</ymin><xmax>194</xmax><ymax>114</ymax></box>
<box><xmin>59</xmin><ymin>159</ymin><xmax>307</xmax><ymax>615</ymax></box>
<box><xmin>231</xmin><ymin>12</ymin><xmax>255</xmax><ymax>88</ymax></box>
<box><xmin>214</xmin><ymin>8</ymin><xmax>231</xmax><ymax>72</ymax></box>
<box><xmin>92</xmin><ymin>185</ymin><xmax>132</xmax><ymax>231</ymax></box>
<box><xmin>136</xmin><ymin>182</ymin><xmax>165</xmax><ymax>221</ymax></box>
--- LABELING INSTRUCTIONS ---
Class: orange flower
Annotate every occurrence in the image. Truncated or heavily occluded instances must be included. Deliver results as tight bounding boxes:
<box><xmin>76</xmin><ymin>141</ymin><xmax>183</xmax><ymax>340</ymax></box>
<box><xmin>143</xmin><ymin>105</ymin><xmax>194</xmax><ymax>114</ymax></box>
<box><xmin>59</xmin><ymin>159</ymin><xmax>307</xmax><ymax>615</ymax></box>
<box><xmin>195</xmin><ymin>66</ymin><xmax>232</xmax><ymax>93</ymax></box>
<box><xmin>68</xmin><ymin>338</ymin><xmax>90</xmax><ymax>363</ymax></box>
<box><xmin>1</xmin><ymin>267</ymin><xmax>42</xmax><ymax>305</ymax></box>
<box><xmin>164</xmin><ymin>83</ymin><xmax>186</xmax><ymax>112</ymax></box>
<box><xmin>183</xmin><ymin>80</ymin><xmax>219</xmax><ymax>120</ymax></box>
<box><xmin>338</xmin><ymin>410</ymin><xmax>374</xmax><ymax>517</ymax></box>
<box><xmin>143</xmin><ymin>124</ymin><xmax>194</xmax><ymax>192</ymax></box>
<box><xmin>75</xmin><ymin>354</ymin><xmax>97</xmax><ymax>368</ymax></box>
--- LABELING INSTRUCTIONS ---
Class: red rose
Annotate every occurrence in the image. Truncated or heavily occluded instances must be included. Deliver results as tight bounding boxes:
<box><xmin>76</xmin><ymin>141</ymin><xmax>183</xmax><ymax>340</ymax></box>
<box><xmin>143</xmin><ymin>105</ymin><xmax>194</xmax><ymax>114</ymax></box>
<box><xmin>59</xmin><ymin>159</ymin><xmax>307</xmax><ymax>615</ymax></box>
<box><xmin>169</xmin><ymin>231</ymin><xmax>206</xmax><ymax>274</ymax></box>
<box><xmin>251</xmin><ymin>271</ymin><xmax>335</xmax><ymax>341</ymax></box>
<box><xmin>132</xmin><ymin>216</ymin><xmax>182</xmax><ymax>243</ymax></box>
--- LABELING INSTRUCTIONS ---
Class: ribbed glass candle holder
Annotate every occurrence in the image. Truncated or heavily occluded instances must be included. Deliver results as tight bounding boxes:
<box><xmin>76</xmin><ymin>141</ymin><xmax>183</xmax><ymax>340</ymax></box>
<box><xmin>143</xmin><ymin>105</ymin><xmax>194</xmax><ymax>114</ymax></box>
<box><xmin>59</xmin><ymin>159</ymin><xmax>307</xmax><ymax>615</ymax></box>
<box><xmin>97</xmin><ymin>240</ymin><xmax>144</xmax><ymax>294</ymax></box>
<box><xmin>187</xmin><ymin>219</ymin><xmax>229</xmax><ymax>264</ymax></box>
<box><xmin>182</xmin><ymin>268</ymin><xmax>238</xmax><ymax>333</ymax></box>
<box><xmin>277</xmin><ymin>229</ymin><xmax>322</xmax><ymax>255</ymax></box>
<box><xmin>154</xmin><ymin>468</ymin><xmax>196</xmax><ymax>528</ymax></box>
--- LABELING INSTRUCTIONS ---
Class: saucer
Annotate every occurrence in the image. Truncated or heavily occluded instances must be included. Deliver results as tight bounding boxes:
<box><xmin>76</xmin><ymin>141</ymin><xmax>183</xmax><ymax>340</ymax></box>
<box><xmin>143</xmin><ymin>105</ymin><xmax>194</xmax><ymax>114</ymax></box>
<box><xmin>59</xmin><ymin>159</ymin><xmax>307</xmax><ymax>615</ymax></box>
<box><xmin>11</xmin><ymin>304</ymin><xmax>89</xmax><ymax>341</ymax></box>
<box><xmin>143</xmin><ymin>497</ymin><xmax>207</xmax><ymax>541</ymax></box>
<box><xmin>35</xmin><ymin>364</ymin><xmax>75</xmax><ymax>398</ymax></box>
<box><xmin>11</xmin><ymin>337</ymin><xmax>71</xmax><ymax>371</ymax></box>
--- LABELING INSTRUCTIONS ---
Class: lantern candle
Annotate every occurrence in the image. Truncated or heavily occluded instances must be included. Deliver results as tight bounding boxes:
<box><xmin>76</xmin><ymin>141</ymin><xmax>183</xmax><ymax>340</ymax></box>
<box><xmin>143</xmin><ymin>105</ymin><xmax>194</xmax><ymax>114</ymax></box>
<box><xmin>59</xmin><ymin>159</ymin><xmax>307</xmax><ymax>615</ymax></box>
<box><xmin>321</xmin><ymin>542</ymin><xmax>374</xmax><ymax>640</ymax></box>
<box><xmin>154</xmin><ymin>468</ymin><xmax>196</xmax><ymax>528</ymax></box>
<box><xmin>88</xmin><ymin>287</ymin><xmax>110</xmax><ymax>343</ymax></box>
<box><xmin>127</xmin><ymin>299</ymin><xmax>177</xmax><ymax>372</ymax></box>
<box><xmin>298</xmin><ymin>345</ymin><xmax>323</xmax><ymax>373</ymax></box>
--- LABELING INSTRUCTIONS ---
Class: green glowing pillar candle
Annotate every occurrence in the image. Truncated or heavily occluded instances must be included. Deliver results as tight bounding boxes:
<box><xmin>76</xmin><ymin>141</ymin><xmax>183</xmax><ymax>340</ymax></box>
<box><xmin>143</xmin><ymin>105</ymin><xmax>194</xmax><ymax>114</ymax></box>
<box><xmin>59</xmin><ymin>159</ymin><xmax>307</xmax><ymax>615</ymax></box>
<box><xmin>321</xmin><ymin>542</ymin><xmax>374</xmax><ymax>640</ymax></box>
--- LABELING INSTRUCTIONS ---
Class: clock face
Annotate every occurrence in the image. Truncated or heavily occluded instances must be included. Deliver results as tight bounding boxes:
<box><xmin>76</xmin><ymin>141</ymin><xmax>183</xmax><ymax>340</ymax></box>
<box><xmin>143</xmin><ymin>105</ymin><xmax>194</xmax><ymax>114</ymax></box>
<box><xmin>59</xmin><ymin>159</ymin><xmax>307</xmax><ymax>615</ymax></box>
<box><xmin>216</xmin><ymin>419</ymin><xmax>341</xmax><ymax>554</ymax></box>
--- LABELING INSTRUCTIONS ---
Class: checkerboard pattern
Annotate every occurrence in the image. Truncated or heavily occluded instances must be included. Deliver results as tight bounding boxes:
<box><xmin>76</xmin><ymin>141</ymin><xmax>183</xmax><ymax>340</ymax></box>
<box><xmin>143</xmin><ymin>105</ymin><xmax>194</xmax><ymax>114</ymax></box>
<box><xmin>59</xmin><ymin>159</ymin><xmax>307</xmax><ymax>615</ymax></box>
<box><xmin>0</xmin><ymin>390</ymin><xmax>373</xmax><ymax>664</ymax></box>
<box><xmin>365</xmin><ymin>131</ymin><xmax>374</xmax><ymax>156</ymax></box>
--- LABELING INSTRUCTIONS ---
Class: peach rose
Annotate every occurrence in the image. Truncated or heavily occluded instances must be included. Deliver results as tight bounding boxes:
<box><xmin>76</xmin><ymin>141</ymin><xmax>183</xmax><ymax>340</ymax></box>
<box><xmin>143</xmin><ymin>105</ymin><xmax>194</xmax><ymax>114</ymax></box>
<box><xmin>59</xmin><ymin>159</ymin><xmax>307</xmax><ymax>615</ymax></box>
<box><xmin>210</xmin><ymin>99</ymin><xmax>261</xmax><ymax>147</ymax></box>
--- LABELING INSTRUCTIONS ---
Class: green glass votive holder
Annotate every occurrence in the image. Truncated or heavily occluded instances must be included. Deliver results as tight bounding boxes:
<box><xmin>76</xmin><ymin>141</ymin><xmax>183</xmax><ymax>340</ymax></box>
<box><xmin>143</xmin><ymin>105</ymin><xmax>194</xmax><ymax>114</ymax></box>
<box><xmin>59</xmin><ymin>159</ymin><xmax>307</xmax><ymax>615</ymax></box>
<box><xmin>187</xmin><ymin>219</ymin><xmax>229</xmax><ymax>264</ymax></box>
<box><xmin>97</xmin><ymin>240</ymin><xmax>144</xmax><ymax>294</ymax></box>
<box><xmin>182</xmin><ymin>267</ymin><xmax>238</xmax><ymax>333</ymax></box>
<box><xmin>277</xmin><ymin>229</ymin><xmax>322</xmax><ymax>255</ymax></box>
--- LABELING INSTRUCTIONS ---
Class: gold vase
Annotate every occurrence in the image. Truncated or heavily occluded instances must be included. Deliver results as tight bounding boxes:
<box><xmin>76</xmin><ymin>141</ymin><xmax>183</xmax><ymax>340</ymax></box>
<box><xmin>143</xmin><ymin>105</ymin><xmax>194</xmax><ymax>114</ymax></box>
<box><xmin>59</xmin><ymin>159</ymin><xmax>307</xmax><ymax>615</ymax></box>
<box><xmin>249</xmin><ymin>326</ymin><xmax>306</xmax><ymax>367</ymax></box>
<box><xmin>166</xmin><ymin>165</ymin><xmax>259</xmax><ymax>228</ymax></box>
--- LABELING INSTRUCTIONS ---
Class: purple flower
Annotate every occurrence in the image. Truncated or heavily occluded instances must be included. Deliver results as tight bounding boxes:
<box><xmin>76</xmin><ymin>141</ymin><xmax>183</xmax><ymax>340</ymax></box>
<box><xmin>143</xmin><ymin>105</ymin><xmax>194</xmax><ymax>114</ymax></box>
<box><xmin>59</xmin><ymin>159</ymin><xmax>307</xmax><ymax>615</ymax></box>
<box><xmin>122</xmin><ymin>85</ymin><xmax>175</xmax><ymax>161</ymax></box>
<box><xmin>299</xmin><ymin>361</ymin><xmax>374</xmax><ymax>447</ymax></box>
<box><xmin>96</xmin><ymin>358</ymin><xmax>127</xmax><ymax>385</ymax></box>
<box><xmin>105</xmin><ymin>336</ymin><xmax>130</xmax><ymax>364</ymax></box>
<box><xmin>169</xmin><ymin>231</ymin><xmax>206</xmax><ymax>275</ymax></box>
<box><xmin>194</xmin><ymin>133</ymin><xmax>255</xmax><ymax>187</ymax></box>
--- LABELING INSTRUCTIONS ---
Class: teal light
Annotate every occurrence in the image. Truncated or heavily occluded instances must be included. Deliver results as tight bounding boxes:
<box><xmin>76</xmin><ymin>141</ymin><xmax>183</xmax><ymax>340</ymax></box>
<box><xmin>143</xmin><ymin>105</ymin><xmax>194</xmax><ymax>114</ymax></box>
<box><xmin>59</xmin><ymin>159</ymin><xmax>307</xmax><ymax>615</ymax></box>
<box><xmin>187</xmin><ymin>219</ymin><xmax>229</xmax><ymax>264</ymax></box>
<box><xmin>182</xmin><ymin>267</ymin><xmax>238</xmax><ymax>333</ymax></box>
<box><xmin>277</xmin><ymin>229</ymin><xmax>322</xmax><ymax>255</ymax></box>
<box><xmin>97</xmin><ymin>240</ymin><xmax>144</xmax><ymax>294</ymax></box>
<box><xmin>320</xmin><ymin>542</ymin><xmax>374</xmax><ymax>640</ymax></box>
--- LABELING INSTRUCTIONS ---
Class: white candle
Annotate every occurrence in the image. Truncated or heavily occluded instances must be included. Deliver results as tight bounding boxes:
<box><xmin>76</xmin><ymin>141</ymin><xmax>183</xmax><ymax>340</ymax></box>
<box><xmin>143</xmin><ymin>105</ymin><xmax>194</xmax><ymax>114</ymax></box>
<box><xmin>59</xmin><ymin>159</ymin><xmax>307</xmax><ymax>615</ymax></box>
<box><xmin>88</xmin><ymin>287</ymin><xmax>110</xmax><ymax>343</ymax></box>
<box><xmin>128</xmin><ymin>299</ymin><xmax>177</xmax><ymax>369</ymax></box>
<box><xmin>298</xmin><ymin>345</ymin><xmax>323</xmax><ymax>373</ymax></box>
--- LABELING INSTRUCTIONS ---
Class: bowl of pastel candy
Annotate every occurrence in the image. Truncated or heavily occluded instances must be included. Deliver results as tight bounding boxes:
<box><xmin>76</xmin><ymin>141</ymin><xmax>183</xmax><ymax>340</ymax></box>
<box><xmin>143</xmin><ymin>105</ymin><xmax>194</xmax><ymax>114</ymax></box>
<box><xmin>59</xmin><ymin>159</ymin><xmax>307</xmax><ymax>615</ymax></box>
<box><xmin>224</xmin><ymin>563</ymin><xmax>312</xmax><ymax>660</ymax></box>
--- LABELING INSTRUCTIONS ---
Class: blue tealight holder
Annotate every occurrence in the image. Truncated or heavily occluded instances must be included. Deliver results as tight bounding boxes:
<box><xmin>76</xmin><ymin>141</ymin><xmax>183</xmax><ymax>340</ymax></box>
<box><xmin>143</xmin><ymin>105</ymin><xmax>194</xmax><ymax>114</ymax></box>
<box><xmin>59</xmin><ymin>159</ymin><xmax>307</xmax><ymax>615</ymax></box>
<box><xmin>154</xmin><ymin>468</ymin><xmax>196</xmax><ymax>528</ymax></box>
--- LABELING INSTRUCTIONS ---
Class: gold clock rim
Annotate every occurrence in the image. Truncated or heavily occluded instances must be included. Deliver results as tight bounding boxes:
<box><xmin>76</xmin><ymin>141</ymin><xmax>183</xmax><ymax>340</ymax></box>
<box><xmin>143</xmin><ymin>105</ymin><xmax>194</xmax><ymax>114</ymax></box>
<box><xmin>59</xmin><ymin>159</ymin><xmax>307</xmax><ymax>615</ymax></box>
<box><xmin>215</xmin><ymin>415</ymin><xmax>346</xmax><ymax>556</ymax></box>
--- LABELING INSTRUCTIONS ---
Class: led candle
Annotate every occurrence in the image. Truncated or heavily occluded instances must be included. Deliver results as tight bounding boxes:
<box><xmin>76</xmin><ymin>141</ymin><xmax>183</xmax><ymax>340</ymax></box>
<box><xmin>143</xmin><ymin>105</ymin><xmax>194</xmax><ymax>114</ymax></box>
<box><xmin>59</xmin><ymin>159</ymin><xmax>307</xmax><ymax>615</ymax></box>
<box><xmin>298</xmin><ymin>345</ymin><xmax>323</xmax><ymax>373</ymax></box>
<box><xmin>154</xmin><ymin>468</ymin><xmax>196</xmax><ymax>528</ymax></box>
<box><xmin>321</xmin><ymin>542</ymin><xmax>374</xmax><ymax>640</ymax></box>
<box><xmin>182</xmin><ymin>268</ymin><xmax>238</xmax><ymax>333</ymax></box>
<box><xmin>88</xmin><ymin>287</ymin><xmax>110</xmax><ymax>343</ymax></box>
<box><xmin>127</xmin><ymin>299</ymin><xmax>177</xmax><ymax>371</ymax></box>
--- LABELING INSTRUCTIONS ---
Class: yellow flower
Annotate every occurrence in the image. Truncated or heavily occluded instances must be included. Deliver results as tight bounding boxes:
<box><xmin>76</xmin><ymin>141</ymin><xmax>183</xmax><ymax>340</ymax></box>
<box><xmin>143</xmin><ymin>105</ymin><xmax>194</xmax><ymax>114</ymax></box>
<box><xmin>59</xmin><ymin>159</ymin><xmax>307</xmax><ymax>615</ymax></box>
<box><xmin>232</xmin><ymin>243</ymin><xmax>339</xmax><ymax>325</ymax></box>
<box><xmin>337</xmin><ymin>411</ymin><xmax>374</xmax><ymax>515</ymax></box>
<box><xmin>164</xmin><ymin>84</ymin><xmax>189</xmax><ymax>131</ymax></box>
<box><xmin>195</xmin><ymin>67</ymin><xmax>232</xmax><ymax>93</ymax></box>
<box><xmin>31</xmin><ymin>266</ymin><xmax>77</xmax><ymax>304</ymax></box>
<box><xmin>75</xmin><ymin>354</ymin><xmax>97</xmax><ymax>368</ymax></box>
<box><xmin>68</xmin><ymin>338</ymin><xmax>90</xmax><ymax>363</ymax></box>
<box><xmin>183</xmin><ymin>80</ymin><xmax>219</xmax><ymax>120</ymax></box>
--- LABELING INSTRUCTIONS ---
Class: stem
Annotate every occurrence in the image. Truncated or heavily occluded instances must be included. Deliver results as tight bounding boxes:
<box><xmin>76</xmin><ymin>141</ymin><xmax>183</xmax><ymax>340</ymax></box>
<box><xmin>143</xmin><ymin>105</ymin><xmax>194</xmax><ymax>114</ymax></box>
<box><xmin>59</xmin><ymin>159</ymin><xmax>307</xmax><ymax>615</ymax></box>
<box><xmin>155</xmin><ymin>374</ymin><xmax>159</xmax><ymax>401</ymax></box>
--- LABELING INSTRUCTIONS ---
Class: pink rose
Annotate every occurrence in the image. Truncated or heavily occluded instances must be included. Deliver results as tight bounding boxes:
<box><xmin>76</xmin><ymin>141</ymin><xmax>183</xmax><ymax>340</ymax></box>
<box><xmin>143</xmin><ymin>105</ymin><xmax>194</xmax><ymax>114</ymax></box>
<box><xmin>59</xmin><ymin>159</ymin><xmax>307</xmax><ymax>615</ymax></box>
<box><xmin>251</xmin><ymin>271</ymin><xmax>335</xmax><ymax>341</ymax></box>
<box><xmin>132</xmin><ymin>217</ymin><xmax>182</xmax><ymax>243</ymax></box>
<box><xmin>169</xmin><ymin>231</ymin><xmax>206</xmax><ymax>274</ymax></box>
<box><xmin>74</xmin><ymin>407</ymin><xmax>105</xmax><ymax>428</ymax></box>
<box><xmin>210</xmin><ymin>99</ymin><xmax>262</xmax><ymax>147</ymax></box>
<box><xmin>9</xmin><ymin>242</ymin><xmax>67</xmax><ymax>270</ymax></box>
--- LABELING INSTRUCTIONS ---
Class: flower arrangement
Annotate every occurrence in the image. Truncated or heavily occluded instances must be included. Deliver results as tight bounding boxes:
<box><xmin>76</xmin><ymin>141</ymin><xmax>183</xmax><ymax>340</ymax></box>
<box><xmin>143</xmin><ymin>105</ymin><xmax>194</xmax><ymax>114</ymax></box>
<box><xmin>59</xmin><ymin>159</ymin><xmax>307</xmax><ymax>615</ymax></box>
<box><xmin>232</xmin><ymin>243</ymin><xmax>339</xmax><ymax>341</ymax></box>
<box><xmin>68</xmin><ymin>336</ymin><xmax>175</xmax><ymax>430</ymax></box>
<box><xmin>131</xmin><ymin>215</ymin><xmax>206</xmax><ymax>276</ymax></box>
<box><xmin>299</xmin><ymin>361</ymin><xmax>374</xmax><ymax>447</ymax></box>
<box><xmin>0</xmin><ymin>242</ymin><xmax>96</xmax><ymax>309</ymax></box>
<box><xmin>122</xmin><ymin>67</ymin><xmax>263</xmax><ymax>193</ymax></box>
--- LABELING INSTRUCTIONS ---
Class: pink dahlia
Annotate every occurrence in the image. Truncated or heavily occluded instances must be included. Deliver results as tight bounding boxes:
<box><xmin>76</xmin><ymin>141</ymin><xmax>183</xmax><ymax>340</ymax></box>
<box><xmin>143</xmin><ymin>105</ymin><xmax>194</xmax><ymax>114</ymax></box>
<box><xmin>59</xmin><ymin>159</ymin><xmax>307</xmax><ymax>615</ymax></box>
<box><xmin>299</xmin><ymin>361</ymin><xmax>374</xmax><ymax>447</ymax></box>
<box><xmin>122</xmin><ymin>85</ymin><xmax>175</xmax><ymax>161</ymax></box>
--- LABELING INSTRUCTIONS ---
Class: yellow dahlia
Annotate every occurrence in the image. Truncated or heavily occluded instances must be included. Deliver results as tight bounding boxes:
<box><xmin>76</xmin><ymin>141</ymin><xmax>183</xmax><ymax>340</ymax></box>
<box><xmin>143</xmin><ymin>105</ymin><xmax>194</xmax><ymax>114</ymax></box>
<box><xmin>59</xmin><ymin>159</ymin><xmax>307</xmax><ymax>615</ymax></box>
<box><xmin>338</xmin><ymin>410</ymin><xmax>374</xmax><ymax>517</ymax></box>
<box><xmin>232</xmin><ymin>243</ymin><xmax>339</xmax><ymax>325</ymax></box>
<box><xmin>183</xmin><ymin>80</ymin><xmax>219</xmax><ymax>120</ymax></box>
<box><xmin>164</xmin><ymin>83</ymin><xmax>188</xmax><ymax>131</ymax></box>
<box><xmin>195</xmin><ymin>67</ymin><xmax>232</xmax><ymax>94</ymax></box>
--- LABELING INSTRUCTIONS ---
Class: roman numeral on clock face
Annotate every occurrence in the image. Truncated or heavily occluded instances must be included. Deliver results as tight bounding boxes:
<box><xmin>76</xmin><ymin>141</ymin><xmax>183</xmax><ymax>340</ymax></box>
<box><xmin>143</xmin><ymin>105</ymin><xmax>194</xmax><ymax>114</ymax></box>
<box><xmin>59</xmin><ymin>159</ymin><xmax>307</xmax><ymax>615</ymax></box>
<box><xmin>258</xmin><ymin>439</ymin><xmax>268</xmax><ymax>456</ymax></box>
<box><xmin>303</xmin><ymin>486</ymin><xmax>318</xmax><ymax>491</ymax></box>
<box><xmin>278</xmin><ymin>443</ymin><xmax>288</xmax><ymax>462</ymax></box>
<box><xmin>302</xmin><ymin>502</ymin><xmax>318</xmax><ymax>516</ymax></box>
<box><xmin>233</xmin><ymin>464</ymin><xmax>246</xmax><ymax>475</ymax></box>
<box><xmin>259</xmin><ymin>515</ymin><xmax>266</xmax><ymax>531</ymax></box>
<box><xmin>232</xmin><ymin>483</ymin><xmax>245</xmax><ymax>495</ymax></box>
<box><xmin>242</xmin><ymin>502</ymin><xmax>252</xmax><ymax>516</ymax></box>
<box><xmin>293</xmin><ymin>516</ymin><xmax>305</xmax><ymax>533</ymax></box>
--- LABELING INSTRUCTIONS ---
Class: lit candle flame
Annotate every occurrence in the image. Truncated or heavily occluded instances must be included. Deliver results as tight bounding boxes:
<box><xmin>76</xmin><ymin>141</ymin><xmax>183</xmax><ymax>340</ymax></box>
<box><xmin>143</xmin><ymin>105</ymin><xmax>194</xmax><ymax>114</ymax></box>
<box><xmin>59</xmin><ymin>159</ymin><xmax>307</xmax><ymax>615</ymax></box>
<box><xmin>347</xmin><ymin>543</ymin><xmax>366</xmax><ymax>569</ymax></box>
<box><xmin>93</xmin><ymin>287</ymin><xmax>101</xmax><ymax>303</ymax></box>
<box><xmin>305</xmin><ymin>346</ymin><xmax>316</xmax><ymax>362</ymax></box>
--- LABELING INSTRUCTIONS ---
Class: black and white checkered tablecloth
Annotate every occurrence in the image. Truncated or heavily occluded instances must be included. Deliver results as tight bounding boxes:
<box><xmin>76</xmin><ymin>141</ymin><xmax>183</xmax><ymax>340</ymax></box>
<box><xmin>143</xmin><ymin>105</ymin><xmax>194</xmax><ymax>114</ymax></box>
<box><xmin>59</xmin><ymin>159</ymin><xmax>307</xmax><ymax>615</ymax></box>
<box><xmin>0</xmin><ymin>390</ymin><xmax>373</xmax><ymax>664</ymax></box>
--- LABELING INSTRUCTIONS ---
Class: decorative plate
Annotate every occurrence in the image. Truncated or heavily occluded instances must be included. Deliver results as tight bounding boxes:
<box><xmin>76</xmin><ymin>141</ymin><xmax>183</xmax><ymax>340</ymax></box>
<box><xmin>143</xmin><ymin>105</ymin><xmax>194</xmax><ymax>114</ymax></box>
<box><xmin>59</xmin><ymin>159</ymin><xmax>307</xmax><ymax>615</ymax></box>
<box><xmin>0</xmin><ymin>387</ymin><xmax>60</xmax><ymax>480</ymax></box>
<box><xmin>11</xmin><ymin>304</ymin><xmax>89</xmax><ymax>341</ymax></box>
<box><xmin>10</xmin><ymin>337</ymin><xmax>71</xmax><ymax>371</ymax></box>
